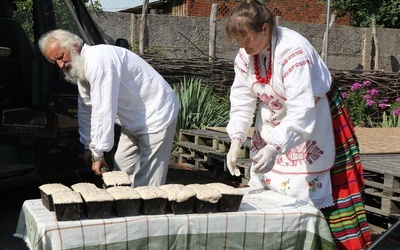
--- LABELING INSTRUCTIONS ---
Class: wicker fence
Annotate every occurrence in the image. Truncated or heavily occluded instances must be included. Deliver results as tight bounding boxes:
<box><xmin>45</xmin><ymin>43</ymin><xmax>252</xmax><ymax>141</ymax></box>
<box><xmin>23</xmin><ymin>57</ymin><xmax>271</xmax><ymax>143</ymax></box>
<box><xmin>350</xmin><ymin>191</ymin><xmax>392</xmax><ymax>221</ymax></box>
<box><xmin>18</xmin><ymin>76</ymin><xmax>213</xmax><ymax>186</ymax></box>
<box><xmin>144</xmin><ymin>56</ymin><xmax>400</xmax><ymax>102</ymax></box>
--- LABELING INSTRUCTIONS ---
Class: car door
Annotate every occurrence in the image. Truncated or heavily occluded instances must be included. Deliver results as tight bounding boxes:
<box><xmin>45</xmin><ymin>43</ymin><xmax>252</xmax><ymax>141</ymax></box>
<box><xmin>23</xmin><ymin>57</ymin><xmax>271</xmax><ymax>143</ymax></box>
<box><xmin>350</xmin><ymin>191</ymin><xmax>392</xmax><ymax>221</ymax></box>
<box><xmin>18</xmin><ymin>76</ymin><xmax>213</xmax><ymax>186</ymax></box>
<box><xmin>0</xmin><ymin>0</ymin><xmax>113</xmax><ymax>190</ymax></box>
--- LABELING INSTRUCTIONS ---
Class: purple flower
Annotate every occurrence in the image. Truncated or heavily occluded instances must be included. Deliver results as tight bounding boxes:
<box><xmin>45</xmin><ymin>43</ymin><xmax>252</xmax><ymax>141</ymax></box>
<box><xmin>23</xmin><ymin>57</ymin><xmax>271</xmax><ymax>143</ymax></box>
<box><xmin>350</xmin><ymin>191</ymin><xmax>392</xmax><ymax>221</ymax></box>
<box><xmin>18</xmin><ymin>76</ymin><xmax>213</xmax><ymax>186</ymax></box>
<box><xmin>341</xmin><ymin>92</ymin><xmax>349</xmax><ymax>99</ymax></box>
<box><xmin>396</xmin><ymin>97</ymin><xmax>400</xmax><ymax>103</ymax></box>
<box><xmin>379</xmin><ymin>103</ymin><xmax>387</xmax><ymax>109</ymax></box>
<box><xmin>366</xmin><ymin>99</ymin><xmax>375</xmax><ymax>107</ymax></box>
<box><xmin>393</xmin><ymin>107</ymin><xmax>400</xmax><ymax>117</ymax></box>
<box><xmin>351</xmin><ymin>82</ymin><xmax>363</xmax><ymax>91</ymax></box>
<box><xmin>363</xmin><ymin>80</ymin><xmax>372</xmax><ymax>86</ymax></box>
<box><xmin>370</xmin><ymin>89</ymin><xmax>379</xmax><ymax>96</ymax></box>
<box><xmin>363</xmin><ymin>94</ymin><xmax>371</xmax><ymax>99</ymax></box>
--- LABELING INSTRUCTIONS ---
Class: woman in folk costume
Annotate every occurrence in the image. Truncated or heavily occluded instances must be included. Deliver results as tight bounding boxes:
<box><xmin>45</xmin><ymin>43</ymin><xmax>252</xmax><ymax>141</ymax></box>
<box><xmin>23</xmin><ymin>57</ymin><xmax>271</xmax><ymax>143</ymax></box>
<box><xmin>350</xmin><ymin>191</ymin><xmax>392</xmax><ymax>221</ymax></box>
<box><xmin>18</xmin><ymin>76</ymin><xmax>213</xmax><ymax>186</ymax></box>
<box><xmin>225</xmin><ymin>1</ymin><xmax>371</xmax><ymax>249</ymax></box>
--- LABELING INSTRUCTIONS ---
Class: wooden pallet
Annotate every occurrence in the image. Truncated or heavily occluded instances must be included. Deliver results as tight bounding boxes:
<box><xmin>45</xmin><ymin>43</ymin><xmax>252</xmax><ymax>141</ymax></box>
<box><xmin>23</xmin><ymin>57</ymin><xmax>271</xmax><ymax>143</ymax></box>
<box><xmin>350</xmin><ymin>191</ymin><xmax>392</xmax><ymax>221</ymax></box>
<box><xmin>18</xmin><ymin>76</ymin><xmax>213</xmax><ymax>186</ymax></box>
<box><xmin>177</xmin><ymin>129</ymin><xmax>251</xmax><ymax>182</ymax></box>
<box><xmin>361</xmin><ymin>154</ymin><xmax>400</xmax><ymax>217</ymax></box>
<box><xmin>178</xmin><ymin>129</ymin><xmax>250</xmax><ymax>154</ymax></box>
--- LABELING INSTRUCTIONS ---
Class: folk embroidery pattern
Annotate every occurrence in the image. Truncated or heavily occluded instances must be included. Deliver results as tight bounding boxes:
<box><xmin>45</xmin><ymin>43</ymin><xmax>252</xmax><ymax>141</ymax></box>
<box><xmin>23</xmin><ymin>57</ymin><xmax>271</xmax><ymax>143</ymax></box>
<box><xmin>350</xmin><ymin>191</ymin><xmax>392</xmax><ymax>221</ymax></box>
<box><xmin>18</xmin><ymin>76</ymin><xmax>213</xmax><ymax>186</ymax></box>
<box><xmin>257</xmin><ymin>93</ymin><xmax>283</xmax><ymax>126</ymax></box>
<box><xmin>280</xmin><ymin>178</ymin><xmax>291</xmax><ymax>194</ymax></box>
<box><xmin>277</xmin><ymin>140</ymin><xmax>324</xmax><ymax>167</ymax></box>
<box><xmin>280</xmin><ymin>48</ymin><xmax>304</xmax><ymax>67</ymax></box>
<box><xmin>235</xmin><ymin>51</ymin><xmax>249</xmax><ymax>74</ymax></box>
<box><xmin>282</xmin><ymin>59</ymin><xmax>311</xmax><ymax>79</ymax></box>
<box><xmin>251</xmin><ymin>129</ymin><xmax>266</xmax><ymax>151</ymax></box>
<box><xmin>308</xmin><ymin>176</ymin><xmax>322</xmax><ymax>192</ymax></box>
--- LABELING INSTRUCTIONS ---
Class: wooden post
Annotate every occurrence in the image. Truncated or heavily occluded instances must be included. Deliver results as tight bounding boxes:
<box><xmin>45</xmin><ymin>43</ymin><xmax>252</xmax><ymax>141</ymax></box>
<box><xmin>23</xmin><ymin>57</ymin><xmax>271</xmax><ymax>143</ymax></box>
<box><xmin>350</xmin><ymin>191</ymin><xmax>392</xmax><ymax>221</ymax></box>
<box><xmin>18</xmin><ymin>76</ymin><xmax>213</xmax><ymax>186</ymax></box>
<box><xmin>209</xmin><ymin>4</ymin><xmax>218</xmax><ymax>61</ymax></box>
<box><xmin>321</xmin><ymin>13</ymin><xmax>336</xmax><ymax>61</ymax></box>
<box><xmin>372</xmin><ymin>19</ymin><xmax>380</xmax><ymax>70</ymax></box>
<box><xmin>139</xmin><ymin>0</ymin><xmax>149</xmax><ymax>55</ymax></box>
<box><xmin>362</xmin><ymin>28</ymin><xmax>372</xmax><ymax>70</ymax></box>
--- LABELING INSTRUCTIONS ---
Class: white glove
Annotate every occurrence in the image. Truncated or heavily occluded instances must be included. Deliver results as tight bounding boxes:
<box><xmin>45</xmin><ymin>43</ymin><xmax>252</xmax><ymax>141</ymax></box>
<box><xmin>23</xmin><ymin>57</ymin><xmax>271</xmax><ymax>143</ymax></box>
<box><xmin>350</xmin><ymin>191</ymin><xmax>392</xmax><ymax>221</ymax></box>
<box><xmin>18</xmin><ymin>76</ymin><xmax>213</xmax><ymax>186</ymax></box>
<box><xmin>226</xmin><ymin>141</ymin><xmax>241</xmax><ymax>176</ymax></box>
<box><xmin>252</xmin><ymin>145</ymin><xmax>278</xmax><ymax>174</ymax></box>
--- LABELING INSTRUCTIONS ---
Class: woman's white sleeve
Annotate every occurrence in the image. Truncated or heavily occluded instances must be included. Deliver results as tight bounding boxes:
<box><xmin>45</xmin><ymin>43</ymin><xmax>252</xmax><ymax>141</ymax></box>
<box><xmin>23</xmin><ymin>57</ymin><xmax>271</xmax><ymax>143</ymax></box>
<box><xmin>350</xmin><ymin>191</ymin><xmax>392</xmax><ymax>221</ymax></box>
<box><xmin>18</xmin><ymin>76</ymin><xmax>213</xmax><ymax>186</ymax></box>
<box><xmin>268</xmin><ymin>47</ymin><xmax>322</xmax><ymax>153</ymax></box>
<box><xmin>226</xmin><ymin>51</ymin><xmax>258</xmax><ymax>143</ymax></box>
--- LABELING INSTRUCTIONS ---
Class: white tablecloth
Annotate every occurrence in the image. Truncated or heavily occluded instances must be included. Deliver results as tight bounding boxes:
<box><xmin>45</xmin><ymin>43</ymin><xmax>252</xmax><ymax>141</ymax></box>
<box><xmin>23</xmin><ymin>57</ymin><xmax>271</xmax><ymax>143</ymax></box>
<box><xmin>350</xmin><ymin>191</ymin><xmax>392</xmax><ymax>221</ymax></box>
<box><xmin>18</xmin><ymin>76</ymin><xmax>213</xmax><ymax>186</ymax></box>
<box><xmin>14</xmin><ymin>187</ymin><xmax>335</xmax><ymax>250</ymax></box>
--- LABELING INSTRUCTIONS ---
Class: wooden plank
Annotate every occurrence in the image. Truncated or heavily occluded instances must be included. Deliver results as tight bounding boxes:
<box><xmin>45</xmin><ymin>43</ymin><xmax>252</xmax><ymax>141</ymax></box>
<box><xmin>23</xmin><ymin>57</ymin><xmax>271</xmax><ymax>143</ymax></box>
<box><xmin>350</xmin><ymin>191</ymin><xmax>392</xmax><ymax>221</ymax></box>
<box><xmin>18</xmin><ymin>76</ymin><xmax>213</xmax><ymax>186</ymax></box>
<box><xmin>361</xmin><ymin>154</ymin><xmax>400</xmax><ymax>177</ymax></box>
<box><xmin>178</xmin><ymin>141</ymin><xmax>215</xmax><ymax>154</ymax></box>
<box><xmin>179</xmin><ymin>129</ymin><xmax>231</xmax><ymax>152</ymax></box>
<box><xmin>365</xmin><ymin>189</ymin><xmax>400</xmax><ymax>202</ymax></box>
<box><xmin>365</xmin><ymin>180</ymin><xmax>400</xmax><ymax>194</ymax></box>
<box><xmin>180</xmin><ymin>129</ymin><xmax>230</xmax><ymax>139</ymax></box>
<box><xmin>365</xmin><ymin>205</ymin><xmax>394</xmax><ymax>217</ymax></box>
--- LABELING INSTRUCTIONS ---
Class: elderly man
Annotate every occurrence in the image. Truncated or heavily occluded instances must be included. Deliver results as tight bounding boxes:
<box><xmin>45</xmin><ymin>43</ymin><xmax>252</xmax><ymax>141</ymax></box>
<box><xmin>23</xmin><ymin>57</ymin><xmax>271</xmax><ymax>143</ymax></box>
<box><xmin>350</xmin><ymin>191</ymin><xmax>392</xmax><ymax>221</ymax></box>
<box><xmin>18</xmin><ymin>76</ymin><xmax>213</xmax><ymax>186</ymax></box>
<box><xmin>39</xmin><ymin>29</ymin><xmax>179</xmax><ymax>187</ymax></box>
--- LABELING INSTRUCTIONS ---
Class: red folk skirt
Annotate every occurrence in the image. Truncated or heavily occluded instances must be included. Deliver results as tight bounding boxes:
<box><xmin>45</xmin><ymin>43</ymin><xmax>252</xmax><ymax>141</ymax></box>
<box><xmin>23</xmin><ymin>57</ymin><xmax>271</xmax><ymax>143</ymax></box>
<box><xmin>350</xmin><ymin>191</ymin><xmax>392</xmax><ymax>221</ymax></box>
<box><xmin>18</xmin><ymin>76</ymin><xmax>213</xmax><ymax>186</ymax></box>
<box><xmin>321</xmin><ymin>84</ymin><xmax>372</xmax><ymax>249</ymax></box>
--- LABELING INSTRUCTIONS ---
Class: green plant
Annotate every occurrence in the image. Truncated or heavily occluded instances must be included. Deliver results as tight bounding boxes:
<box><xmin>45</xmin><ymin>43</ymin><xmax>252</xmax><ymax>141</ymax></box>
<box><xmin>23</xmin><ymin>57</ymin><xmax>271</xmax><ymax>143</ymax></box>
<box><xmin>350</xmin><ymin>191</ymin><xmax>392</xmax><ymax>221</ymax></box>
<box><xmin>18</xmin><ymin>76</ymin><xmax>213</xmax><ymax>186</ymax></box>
<box><xmin>342</xmin><ymin>80</ymin><xmax>400</xmax><ymax>127</ymax></box>
<box><xmin>367</xmin><ymin>111</ymin><xmax>400</xmax><ymax>128</ymax></box>
<box><xmin>172</xmin><ymin>77</ymin><xmax>230</xmax><ymax>152</ymax></box>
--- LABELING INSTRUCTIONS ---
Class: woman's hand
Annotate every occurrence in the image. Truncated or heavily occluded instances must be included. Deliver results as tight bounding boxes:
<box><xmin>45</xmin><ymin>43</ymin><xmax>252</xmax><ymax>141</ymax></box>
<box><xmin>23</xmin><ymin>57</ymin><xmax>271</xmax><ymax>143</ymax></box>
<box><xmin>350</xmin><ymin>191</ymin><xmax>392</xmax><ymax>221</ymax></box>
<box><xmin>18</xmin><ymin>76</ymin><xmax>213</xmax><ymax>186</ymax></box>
<box><xmin>252</xmin><ymin>145</ymin><xmax>277</xmax><ymax>174</ymax></box>
<box><xmin>226</xmin><ymin>141</ymin><xmax>242</xmax><ymax>176</ymax></box>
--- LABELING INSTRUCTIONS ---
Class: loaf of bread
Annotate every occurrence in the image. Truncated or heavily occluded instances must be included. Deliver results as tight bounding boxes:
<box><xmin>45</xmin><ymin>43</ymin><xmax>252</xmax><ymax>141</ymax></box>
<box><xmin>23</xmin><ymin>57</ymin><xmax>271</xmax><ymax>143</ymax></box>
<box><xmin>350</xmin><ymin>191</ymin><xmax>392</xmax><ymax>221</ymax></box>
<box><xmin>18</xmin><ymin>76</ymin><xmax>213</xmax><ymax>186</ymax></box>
<box><xmin>135</xmin><ymin>186</ymin><xmax>168</xmax><ymax>215</ymax></box>
<box><xmin>102</xmin><ymin>171</ymin><xmax>131</xmax><ymax>188</ymax></box>
<box><xmin>78</xmin><ymin>188</ymin><xmax>114</xmax><ymax>219</ymax></box>
<box><xmin>71</xmin><ymin>182</ymin><xmax>98</xmax><ymax>193</ymax></box>
<box><xmin>206</xmin><ymin>183</ymin><xmax>244</xmax><ymax>212</ymax></box>
<box><xmin>52</xmin><ymin>191</ymin><xmax>83</xmax><ymax>221</ymax></box>
<box><xmin>39</xmin><ymin>183</ymin><xmax>71</xmax><ymax>211</ymax></box>
<box><xmin>106</xmin><ymin>186</ymin><xmax>142</xmax><ymax>216</ymax></box>
<box><xmin>186</xmin><ymin>184</ymin><xmax>222</xmax><ymax>213</ymax></box>
<box><xmin>159</xmin><ymin>184</ymin><xmax>196</xmax><ymax>214</ymax></box>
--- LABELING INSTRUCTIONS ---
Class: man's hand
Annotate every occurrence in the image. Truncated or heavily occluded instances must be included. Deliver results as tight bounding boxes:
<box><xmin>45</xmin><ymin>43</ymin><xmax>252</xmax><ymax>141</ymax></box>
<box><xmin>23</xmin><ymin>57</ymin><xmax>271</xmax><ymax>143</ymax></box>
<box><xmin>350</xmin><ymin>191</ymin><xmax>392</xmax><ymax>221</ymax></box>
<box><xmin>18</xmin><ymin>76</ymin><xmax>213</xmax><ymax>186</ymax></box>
<box><xmin>226</xmin><ymin>141</ymin><xmax>242</xmax><ymax>176</ymax></box>
<box><xmin>92</xmin><ymin>158</ymin><xmax>109</xmax><ymax>175</ymax></box>
<box><xmin>83</xmin><ymin>149</ymin><xmax>109</xmax><ymax>175</ymax></box>
<box><xmin>252</xmin><ymin>145</ymin><xmax>277</xmax><ymax>174</ymax></box>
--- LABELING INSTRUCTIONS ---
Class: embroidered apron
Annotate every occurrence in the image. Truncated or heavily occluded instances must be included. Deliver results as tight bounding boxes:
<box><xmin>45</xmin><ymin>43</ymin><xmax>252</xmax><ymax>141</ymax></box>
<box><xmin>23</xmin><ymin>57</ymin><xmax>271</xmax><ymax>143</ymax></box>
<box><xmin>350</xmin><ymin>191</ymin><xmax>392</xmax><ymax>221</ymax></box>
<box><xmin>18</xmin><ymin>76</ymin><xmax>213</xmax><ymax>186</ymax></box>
<box><xmin>247</xmin><ymin>48</ymin><xmax>335</xmax><ymax>209</ymax></box>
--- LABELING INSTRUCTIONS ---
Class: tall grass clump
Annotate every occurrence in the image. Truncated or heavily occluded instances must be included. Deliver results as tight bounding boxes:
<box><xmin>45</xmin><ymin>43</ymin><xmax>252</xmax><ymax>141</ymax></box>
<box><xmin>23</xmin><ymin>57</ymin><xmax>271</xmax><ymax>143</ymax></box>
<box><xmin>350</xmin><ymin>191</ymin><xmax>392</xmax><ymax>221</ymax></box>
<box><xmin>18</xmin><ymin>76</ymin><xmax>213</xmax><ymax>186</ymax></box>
<box><xmin>368</xmin><ymin>112</ymin><xmax>400</xmax><ymax>128</ymax></box>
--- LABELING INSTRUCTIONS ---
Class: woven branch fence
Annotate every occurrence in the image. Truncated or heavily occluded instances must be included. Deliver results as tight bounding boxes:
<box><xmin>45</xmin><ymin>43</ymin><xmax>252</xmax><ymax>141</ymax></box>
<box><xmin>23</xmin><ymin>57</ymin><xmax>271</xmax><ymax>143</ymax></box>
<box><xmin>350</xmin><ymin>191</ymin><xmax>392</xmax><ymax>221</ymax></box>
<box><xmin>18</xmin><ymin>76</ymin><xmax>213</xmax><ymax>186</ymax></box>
<box><xmin>143</xmin><ymin>56</ymin><xmax>400</xmax><ymax>102</ymax></box>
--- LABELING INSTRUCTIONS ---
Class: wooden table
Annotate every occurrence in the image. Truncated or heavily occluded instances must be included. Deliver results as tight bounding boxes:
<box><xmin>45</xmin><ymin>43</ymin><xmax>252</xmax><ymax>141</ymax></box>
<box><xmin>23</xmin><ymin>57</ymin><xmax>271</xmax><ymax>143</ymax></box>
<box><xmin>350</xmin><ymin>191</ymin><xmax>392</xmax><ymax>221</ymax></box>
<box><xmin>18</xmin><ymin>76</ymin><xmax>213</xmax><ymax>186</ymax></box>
<box><xmin>14</xmin><ymin>187</ymin><xmax>335</xmax><ymax>250</ymax></box>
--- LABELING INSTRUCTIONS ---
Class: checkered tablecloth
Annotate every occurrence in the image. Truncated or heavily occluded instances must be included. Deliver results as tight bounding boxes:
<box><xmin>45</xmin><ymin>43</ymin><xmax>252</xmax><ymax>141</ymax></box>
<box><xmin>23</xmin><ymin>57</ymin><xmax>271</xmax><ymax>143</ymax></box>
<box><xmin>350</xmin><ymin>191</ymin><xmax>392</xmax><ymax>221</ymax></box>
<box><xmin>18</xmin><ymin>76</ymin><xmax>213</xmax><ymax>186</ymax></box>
<box><xmin>14</xmin><ymin>187</ymin><xmax>335</xmax><ymax>250</ymax></box>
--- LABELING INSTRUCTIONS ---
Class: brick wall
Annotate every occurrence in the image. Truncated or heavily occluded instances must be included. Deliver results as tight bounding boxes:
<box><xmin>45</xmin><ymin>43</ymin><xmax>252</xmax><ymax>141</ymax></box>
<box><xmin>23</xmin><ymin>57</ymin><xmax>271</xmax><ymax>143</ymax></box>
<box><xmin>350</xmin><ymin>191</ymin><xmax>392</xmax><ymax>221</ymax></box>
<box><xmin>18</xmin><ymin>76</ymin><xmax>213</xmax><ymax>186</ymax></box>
<box><xmin>186</xmin><ymin>0</ymin><xmax>351</xmax><ymax>25</ymax></box>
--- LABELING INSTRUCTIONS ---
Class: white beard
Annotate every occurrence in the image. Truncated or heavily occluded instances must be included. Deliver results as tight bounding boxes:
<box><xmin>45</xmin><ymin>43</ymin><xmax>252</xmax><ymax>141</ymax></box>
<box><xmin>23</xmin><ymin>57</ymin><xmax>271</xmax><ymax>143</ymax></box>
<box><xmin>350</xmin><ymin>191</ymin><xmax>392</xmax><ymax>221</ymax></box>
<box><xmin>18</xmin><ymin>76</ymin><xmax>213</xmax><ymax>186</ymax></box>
<box><xmin>63</xmin><ymin>50</ymin><xmax>87</xmax><ymax>84</ymax></box>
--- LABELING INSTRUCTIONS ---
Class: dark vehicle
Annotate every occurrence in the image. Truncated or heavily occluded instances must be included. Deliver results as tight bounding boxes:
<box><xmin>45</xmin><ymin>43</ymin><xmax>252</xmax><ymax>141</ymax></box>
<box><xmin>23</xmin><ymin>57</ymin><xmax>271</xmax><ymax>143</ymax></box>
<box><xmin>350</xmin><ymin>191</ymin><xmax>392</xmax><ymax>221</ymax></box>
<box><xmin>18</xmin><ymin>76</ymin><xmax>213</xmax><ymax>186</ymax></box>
<box><xmin>0</xmin><ymin>0</ymin><xmax>123</xmax><ymax>190</ymax></box>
